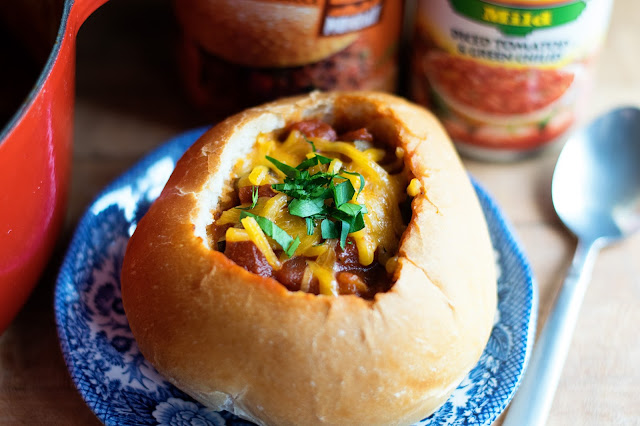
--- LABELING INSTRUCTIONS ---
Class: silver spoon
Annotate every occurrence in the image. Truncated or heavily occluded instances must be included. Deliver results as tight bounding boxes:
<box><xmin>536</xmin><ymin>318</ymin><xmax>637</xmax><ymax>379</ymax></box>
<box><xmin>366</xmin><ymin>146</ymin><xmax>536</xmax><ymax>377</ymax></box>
<box><xmin>502</xmin><ymin>107</ymin><xmax>640</xmax><ymax>426</ymax></box>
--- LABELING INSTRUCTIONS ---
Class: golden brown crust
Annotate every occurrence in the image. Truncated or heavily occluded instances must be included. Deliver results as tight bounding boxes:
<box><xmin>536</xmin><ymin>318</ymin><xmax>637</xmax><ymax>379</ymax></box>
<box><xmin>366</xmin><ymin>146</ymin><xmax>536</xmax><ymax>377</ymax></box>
<box><xmin>121</xmin><ymin>91</ymin><xmax>497</xmax><ymax>425</ymax></box>
<box><xmin>174</xmin><ymin>0</ymin><xmax>358</xmax><ymax>68</ymax></box>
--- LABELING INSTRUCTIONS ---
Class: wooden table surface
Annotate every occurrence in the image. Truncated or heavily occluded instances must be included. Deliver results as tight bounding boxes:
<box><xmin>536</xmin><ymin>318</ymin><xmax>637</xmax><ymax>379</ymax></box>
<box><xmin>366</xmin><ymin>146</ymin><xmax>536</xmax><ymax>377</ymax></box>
<box><xmin>1</xmin><ymin>0</ymin><xmax>639</xmax><ymax>424</ymax></box>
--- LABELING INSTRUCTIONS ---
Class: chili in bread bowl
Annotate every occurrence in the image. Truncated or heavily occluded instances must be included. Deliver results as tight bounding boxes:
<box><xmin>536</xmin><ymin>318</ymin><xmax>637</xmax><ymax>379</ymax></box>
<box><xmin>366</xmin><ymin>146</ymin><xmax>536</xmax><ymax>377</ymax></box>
<box><xmin>121</xmin><ymin>91</ymin><xmax>497</xmax><ymax>425</ymax></box>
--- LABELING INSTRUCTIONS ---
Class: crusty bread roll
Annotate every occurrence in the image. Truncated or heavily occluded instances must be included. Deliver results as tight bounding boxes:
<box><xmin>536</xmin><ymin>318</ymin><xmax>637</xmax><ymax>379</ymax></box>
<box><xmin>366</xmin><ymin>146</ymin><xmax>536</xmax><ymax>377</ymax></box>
<box><xmin>173</xmin><ymin>0</ymin><xmax>358</xmax><ymax>67</ymax></box>
<box><xmin>121</xmin><ymin>91</ymin><xmax>497</xmax><ymax>425</ymax></box>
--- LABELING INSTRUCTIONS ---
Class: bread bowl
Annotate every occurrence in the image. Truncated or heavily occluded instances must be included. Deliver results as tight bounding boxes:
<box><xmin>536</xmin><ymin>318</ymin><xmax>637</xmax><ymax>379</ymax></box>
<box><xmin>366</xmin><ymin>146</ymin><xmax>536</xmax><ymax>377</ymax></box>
<box><xmin>121</xmin><ymin>91</ymin><xmax>497</xmax><ymax>425</ymax></box>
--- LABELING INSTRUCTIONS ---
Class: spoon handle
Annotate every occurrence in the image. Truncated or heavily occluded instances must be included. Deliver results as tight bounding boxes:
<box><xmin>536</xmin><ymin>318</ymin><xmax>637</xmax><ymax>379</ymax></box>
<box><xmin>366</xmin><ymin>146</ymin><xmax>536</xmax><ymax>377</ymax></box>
<box><xmin>502</xmin><ymin>239</ymin><xmax>600</xmax><ymax>426</ymax></box>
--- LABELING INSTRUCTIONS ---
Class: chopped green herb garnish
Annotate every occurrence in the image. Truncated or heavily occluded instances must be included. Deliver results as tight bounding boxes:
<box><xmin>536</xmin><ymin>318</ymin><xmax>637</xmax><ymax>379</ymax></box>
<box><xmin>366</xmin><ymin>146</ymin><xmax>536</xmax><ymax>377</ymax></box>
<box><xmin>305</xmin><ymin>138</ymin><xmax>317</xmax><ymax>152</ymax></box>
<box><xmin>266</xmin><ymin>156</ymin><xmax>298</xmax><ymax>178</ymax></box>
<box><xmin>286</xmin><ymin>236</ymin><xmax>301</xmax><ymax>257</ymax></box>
<box><xmin>321</xmin><ymin>219</ymin><xmax>339</xmax><ymax>239</ymax></box>
<box><xmin>289</xmin><ymin>198</ymin><xmax>326</xmax><ymax>217</ymax></box>
<box><xmin>305</xmin><ymin>217</ymin><xmax>315</xmax><ymax>235</ymax></box>
<box><xmin>351</xmin><ymin>212</ymin><xmax>365</xmax><ymax>233</ymax></box>
<box><xmin>296</xmin><ymin>153</ymin><xmax>332</xmax><ymax>171</ymax></box>
<box><xmin>340</xmin><ymin>170</ymin><xmax>365</xmax><ymax>198</ymax></box>
<box><xmin>337</xmin><ymin>202</ymin><xmax>366</xmax><ymax>216</ymax></box>
<box><xmin>332</xmin><ymin>180</ymin><xmax>355</xmax><ymax>207</ymax></box>
<box><xmin>268</xmin><ymin>147</ymin><xmax>368</xmax><ymax>248</ymax></box>
<box><xmin>339</xmin><ymin>221</ymin><xmax>351</xmax><ymax>249</ymax></box>
<box><xmin>239</xmin><ymin>211</ymin><xmax>299</xmax><ymax>257</ymax></box>
<box><xmin>236</xmin><ymin>185</ymin><xmax>259</xmax><ymax>210</ymax></box>
<box><xmin>328</xmin><ymin>207</ymin><xmax>365</xmax><ymax>234</ymax></box>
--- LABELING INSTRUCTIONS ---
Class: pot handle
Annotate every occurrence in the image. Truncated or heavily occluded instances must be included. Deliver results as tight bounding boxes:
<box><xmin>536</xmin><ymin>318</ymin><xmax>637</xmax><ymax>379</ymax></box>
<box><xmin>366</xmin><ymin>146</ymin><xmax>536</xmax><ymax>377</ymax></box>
<box><xmin>70</xmin><ymin>0</ymin><xmax>110</xmax><ymax>34</ymax></box>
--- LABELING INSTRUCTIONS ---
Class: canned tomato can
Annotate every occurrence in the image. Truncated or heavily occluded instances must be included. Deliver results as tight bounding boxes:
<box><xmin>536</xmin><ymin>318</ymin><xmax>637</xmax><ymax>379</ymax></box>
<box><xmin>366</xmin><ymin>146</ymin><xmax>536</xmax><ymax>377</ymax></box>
<box><xmin>174</xmin><ymin>0</ymin><xmax>402</xmax><ymax>117</ymax></box>
<box><xmin>410</xmin><ymin>0</ymin><xmax>614</xmax><ymax>160</ymax></box>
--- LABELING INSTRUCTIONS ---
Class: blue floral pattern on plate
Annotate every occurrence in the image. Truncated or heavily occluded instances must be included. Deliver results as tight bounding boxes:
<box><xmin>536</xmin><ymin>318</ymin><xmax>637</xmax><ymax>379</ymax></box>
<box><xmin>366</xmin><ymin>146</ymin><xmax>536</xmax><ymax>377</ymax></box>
<box><xmin>55</xmin><ymin>128</ymin><xmax>537</xmax><ymax>426</ymax></box>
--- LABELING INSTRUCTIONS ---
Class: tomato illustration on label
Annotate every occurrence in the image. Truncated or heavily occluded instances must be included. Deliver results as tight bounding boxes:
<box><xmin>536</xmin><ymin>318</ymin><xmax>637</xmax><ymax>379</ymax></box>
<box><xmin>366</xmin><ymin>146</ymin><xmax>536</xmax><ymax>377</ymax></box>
<box><xmin>411</xmin><ymin>0</ymin><xmax>613</xmax><ymax>159</ymax></box>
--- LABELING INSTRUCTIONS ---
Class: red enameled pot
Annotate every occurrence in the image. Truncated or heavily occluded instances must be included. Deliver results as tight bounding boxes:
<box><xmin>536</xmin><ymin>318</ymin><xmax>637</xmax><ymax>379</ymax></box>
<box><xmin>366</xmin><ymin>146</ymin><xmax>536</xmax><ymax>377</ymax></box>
<box><xmin>0</xmin><ymin>0</ymin><xmax>108</xmax><ymax>333</ymax></box>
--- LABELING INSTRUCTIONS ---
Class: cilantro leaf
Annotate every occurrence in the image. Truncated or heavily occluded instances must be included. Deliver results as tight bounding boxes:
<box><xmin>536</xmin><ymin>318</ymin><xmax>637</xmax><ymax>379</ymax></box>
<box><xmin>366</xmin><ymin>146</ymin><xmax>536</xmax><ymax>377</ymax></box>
<box><xmin>309</xmin><ymin>185</ymin><xmax>333</xmax><ymax>200</ymax></box>
<box><xmin>328</xmin><ymin>204</ymin><xmax>366</xmax><ymax>234</ymax></box>
<box><xmin>340</xmin><ymin>170</ymin><xmax>366</xmax><ymax>196</ymax></box>
<box><xmin>272</xmin><ymin>181</ymin><xmax>303</xmax><ymax>192</ymax></box>
<box><xmin>321</xmin><ymin>219</ymin><xmax>339</xmax><ymax>239</ymax></box>
<box><xmin>236</xmin><ymin>186</ymin><xmax>259</xmax><ymax>210</ymax></box>
<box><xmin>239</xmin><ymin>211</ymin><xmax>299</xmax><ymax>257</ymax></box>
<box><xmin>285</xmin><ymin>236</ymin><xmax>301</xmax><ymax>257</ymax></box>
<box><xmin>337</xmin><ymin>202</ymin><xmax>366</xmax><ymax>216</ymax></box>
<box><xmin>296</xmin><ymin>154</ymin><xmax>332</xmax><ymax>171</ymax></box>
<box><xmin>333</xmin><ymin>180</ymin><xmax>355</xmax><ymax>207</ymax></box>
<box><xmin>295</xmin><ymin>157</ymin><xmax>317</xmax><ymax>171</ymax></box>
<box><xmin>289</xmin><ymin>198</ymin><xmax>326</xmax><ymax>217</ymax></box>
<box><xmin>305</xmin><ymin>217</ymin><xmax>315</xmax><ymax>235</ymax></box>
<box><xmin>266</xmin><ymin>156</ymin><xmax>298</xmax><ymax>178</ymax></box>
<box><xmin>316</xmin><ymin>155</ymin><xmax>333</xmax><ymax>165</ymax></box>
<box><xmin>339</xmin><ymin>221</ymin><xmax>351</xmax><ymax>249</ymax></box>
<box><xmin>263</xmin><ymin>146</ymin><xmax>370</xmax><ymax>248</ymax></box>
<box><xmin>305</xmin><ymin>138</ymin><xmax>317</xmax><ymax>152</ymax></box>
<box><xmin>351</xmin><ymin>211</ymin><xmax>365</xmax><ymax>233</ymax></box>
<box><xmin>328</xmin><ymin>207</ymin><xmax>354</xmax><ymax>224</ymax></box>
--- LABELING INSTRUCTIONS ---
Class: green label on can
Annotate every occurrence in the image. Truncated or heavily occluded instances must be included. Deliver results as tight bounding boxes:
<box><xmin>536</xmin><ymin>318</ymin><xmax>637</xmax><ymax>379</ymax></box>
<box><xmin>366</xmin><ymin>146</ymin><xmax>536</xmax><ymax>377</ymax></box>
<box><xmin>449</xmin><ymin>0</ymin><xmax>586</xmax><ymax>36</ymax></box>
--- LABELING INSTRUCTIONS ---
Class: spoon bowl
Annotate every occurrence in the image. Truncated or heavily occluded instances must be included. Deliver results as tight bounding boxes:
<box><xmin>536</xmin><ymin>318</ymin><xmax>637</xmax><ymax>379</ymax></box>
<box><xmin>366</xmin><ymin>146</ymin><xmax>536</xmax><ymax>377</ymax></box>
<box><xmin>552</xmin><ymin>107</ymin><xmax>640</xmax><ymax>243</ymax></box>
<box><xmin>503</xmin><ymin>106</ymin><xmax>640</xmax><ymax>426</ymax></box>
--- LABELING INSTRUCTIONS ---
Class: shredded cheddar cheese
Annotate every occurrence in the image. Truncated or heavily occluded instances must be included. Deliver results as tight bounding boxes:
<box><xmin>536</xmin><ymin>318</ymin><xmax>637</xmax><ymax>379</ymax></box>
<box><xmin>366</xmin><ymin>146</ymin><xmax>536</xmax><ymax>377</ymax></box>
<box><xmin>248</xmin><ymin>165</ymin><xmax>270</xmax><ymax>185</ymax></box>
<box><xmin>302</xmin><ymin>243</ymin><xmax>329</xmax><ymax>258</ymax></box>
<box><xmin>300</xmin><ymin>266</ymin><xmax>313</xmax><ymax>293</ymax></box>
<box><xmin>214</xmin><ymin>126</ymin><xmax>412</xmax><ymax>294</ymax></box>
<box><xmin>307</xmin><ymin>261</ymin><xmax>338</xmax><ymax>295</ymax></box>
<box><xmin>327</xmin><ymin>158</ymin><xmax>342</xmax><ymax>174</ymax></box>
<box><xmin>225</xmin><ymin>227</ymin><xmax>251</xmax><ymax>243</ymax></box>
<box><xmin>241</xmin><ymin>217</ymin><xmax>281</xmax><ymax>269</ymax></box>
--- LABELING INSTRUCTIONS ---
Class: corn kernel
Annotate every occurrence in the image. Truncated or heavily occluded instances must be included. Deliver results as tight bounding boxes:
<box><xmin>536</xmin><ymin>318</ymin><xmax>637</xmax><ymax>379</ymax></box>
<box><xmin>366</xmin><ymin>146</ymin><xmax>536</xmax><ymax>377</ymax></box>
<box><xmin>407</xmin><ymin>178</ymin><xmax>422</xmax><ymax>197</ymax></box>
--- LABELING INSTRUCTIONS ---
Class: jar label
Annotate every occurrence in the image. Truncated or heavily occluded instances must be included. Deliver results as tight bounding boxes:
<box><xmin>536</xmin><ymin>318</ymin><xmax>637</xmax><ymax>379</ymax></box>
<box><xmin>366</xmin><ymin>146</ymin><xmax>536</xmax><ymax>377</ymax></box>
<box><xmin>175</xmin><ymin>0</ymin><xmax>401</xmax><ymax>117</ymax></box>
<box><xmin>321</xmin><ymin>0</ymin><xmax>384</xmax><ymax>35</ymax></box>
<box><xmin>411</xmin><ymin>0</ymin><xmax>613</xmax><ymax>154</ymax></box>
<box><xmin>450</xmin><ymin>0</ymin><xmax>587</xmax><ymax>36</ymax></box>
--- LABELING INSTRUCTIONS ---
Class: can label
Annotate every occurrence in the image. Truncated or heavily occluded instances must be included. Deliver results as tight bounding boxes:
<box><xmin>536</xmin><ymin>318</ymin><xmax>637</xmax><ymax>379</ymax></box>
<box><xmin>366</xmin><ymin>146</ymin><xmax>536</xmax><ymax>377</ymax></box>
<box><xmin>321</xmin><ymin>0</ymin><xmax>384</xmax><ymax>35</ymax></box>
<box><xmin>174</xmin><ymin>0</ymin><xmax>401</xmax><ymax>118</ymax></box>
<box><xmin>411</xmin><ymin>0</ymin><xmax>613</xmax><ymax>154</ymax></box>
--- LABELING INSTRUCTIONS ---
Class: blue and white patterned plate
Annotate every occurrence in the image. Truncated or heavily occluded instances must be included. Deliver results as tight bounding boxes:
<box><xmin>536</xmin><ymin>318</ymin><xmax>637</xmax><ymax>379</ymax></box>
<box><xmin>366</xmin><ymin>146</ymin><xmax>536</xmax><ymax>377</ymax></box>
<box><xmin>55</xmin><ymin>128</ymin><xmax>537</xmax><ymax>426</ymax></box>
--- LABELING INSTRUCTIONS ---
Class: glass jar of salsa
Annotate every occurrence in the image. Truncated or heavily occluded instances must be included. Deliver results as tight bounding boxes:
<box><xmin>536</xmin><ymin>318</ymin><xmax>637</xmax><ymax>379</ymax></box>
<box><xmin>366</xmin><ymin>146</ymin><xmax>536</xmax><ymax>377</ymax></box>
<box><xmin>410</xmin><ymin>0</ymin><xmax>614</xmax><ymax>160</ymax></box>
